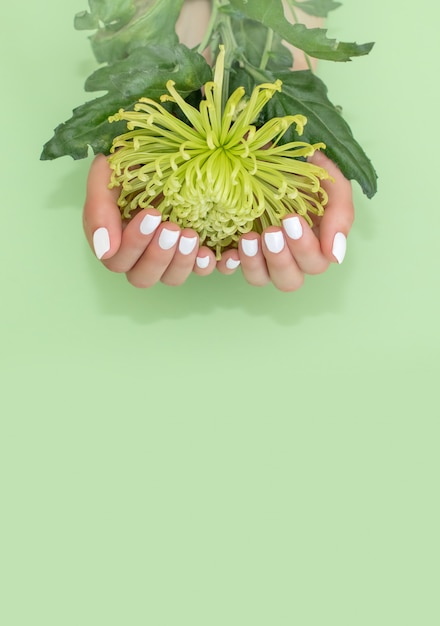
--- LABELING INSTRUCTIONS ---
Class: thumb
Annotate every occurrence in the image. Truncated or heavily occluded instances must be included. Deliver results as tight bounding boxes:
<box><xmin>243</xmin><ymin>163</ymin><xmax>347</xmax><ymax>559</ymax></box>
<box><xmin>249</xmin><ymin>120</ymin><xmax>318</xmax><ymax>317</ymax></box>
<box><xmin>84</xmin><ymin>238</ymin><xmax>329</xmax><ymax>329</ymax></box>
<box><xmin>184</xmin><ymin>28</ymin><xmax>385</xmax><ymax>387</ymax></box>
<box><xmin>309</xmin><ymin>151</ymin><xmax>355</xmax><ymax>264</ymax></box>
<box><xmin>83</xmin><ymin>154</ymin><xmax>123</xmax><ymax>260</ymax></box>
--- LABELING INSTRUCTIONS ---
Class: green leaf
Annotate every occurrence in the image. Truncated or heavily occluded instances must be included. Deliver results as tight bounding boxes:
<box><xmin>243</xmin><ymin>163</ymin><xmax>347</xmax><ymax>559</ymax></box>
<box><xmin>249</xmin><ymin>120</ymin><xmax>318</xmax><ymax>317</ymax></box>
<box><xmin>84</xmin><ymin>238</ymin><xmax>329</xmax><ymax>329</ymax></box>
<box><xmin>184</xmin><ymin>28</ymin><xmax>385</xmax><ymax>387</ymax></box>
<box><xmin>87</xmin><ymin>0</ymin><xmax>136</xmax><ymax>26</ymax></box>
<box><xmin>231</xmin><ymin>17</ymin><xmax>293</xmax><ymax>71</ymax></box>
<box><xmin>77</xmin><ymin>0</ymin><xmax>185</xmax><ymax>63</ymax></box>
<box><xmin>74</xmin><ymin>11</ymin><xmax>100</xmax><ymax>31</ymax></box>
<box><xmin>40</xmin><ymin>45</ymin><xmax>211</xmax><ymax>161</ymax></box>
<box><xmin>291</xmin><ymin>0</ymin><xmax>342</xmax><ymax>18</ymax></box>
<box><xmin>74</xmin><ymin>1</ymin><xmax>137</xmax><ymax>32</ymax></box>
<box><xmin>228</xmin><ymin>0</ymin><xmax>374</xmax><ymax>61</ymax></box>
<box><xmin>275</xmin><ymin>71</ymin><xmax>377</xmax><ymax>197</ymax></box>
<box><xmin>232</xmin><ymin>65</ymin><xmax>377</xmax><ymax>197</ymax></box>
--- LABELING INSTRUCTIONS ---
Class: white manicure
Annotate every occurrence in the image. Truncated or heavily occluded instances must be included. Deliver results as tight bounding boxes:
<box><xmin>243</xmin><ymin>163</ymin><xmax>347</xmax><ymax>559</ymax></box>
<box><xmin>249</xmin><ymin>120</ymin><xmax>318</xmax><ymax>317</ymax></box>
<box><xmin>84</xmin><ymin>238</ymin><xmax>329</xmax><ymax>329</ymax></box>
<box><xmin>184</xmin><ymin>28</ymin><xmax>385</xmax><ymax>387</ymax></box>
<box><xmin>226</xmin><ymin>258</ymin><xmax>241</xmax><ymax>270</ymax></box>
<box><xmin>332</xmin><ymin>232</ymin><xmax>347</xmax><ymax>264</ymax></box>
<box><xmin>93</xmin><ymin>227</ymin><xmax>110</xmax><ymax>260</ymax></box>
<box><xmin>241</xmin><ymin>238</ymin><xmax>258</xmax><ymax>257</ymax></box>
<box><xmin>158</xmin><ymin>228</ymin><xmax>180</xmax><ymax>250</ymax></box>
<box><xmin>196</xmin><ymin>256</ymin><xmax>210</xmax><ymax>269</ymax></box>
<box><xmin>264</xmin><ymin>231</ymin><xmax>285</xmax><ymax>254</ymax></box>
<box><xmin>178</xmin><ymin>236</ymin><xmax>197</xmax><ymax>256</ymax></box>
<box><xmin>283</xmin><ymin>216</ymin><xmax>303</xmax><ymax>240</ymax></box>
<box><xmin>140</xmin><ymin>213</ymin><xmax>161</xmax><ymax>235</ymax></box>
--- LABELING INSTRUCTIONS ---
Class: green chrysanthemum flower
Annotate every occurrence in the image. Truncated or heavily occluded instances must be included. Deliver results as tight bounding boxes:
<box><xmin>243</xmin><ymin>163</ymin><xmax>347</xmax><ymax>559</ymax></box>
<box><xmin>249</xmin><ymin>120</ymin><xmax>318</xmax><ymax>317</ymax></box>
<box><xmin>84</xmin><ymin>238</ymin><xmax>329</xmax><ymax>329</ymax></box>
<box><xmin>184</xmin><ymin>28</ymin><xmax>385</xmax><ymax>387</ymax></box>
<box><xmin>108</xmin><ymin>46</ymin><xmax>331</xmax><ymax>257</ymax></box>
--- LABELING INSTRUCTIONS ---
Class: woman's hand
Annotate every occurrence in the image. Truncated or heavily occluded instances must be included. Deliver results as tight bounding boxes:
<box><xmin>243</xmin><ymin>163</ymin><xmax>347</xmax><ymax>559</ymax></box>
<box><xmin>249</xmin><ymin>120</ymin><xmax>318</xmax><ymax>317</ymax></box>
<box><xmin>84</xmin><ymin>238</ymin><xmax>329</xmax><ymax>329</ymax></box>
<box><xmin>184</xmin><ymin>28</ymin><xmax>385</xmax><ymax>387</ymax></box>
<box><xmin>217</xmin><ymin>152</ymin><xmax>354</xmax><ymax>291</ymax></box>
<box><xmin>83</xmin><ymin>151</ymin><xmax>354</xmax><ymax>291</ymax></box>
<box><xmin>83</xmin><ymin>154</ymin><xmax>217</xmax><ymax>287</ymax></box>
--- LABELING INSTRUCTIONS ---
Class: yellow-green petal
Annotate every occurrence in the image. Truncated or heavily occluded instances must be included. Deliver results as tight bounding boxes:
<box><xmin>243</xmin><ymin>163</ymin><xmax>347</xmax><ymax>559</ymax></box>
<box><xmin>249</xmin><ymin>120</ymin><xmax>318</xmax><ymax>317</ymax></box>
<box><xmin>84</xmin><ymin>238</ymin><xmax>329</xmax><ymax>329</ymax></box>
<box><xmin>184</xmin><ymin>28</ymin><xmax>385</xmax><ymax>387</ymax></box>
<box><xmin>107</xmin><ymin>47</ymin><xmax>331</xmax><ymax>259</ymax></box>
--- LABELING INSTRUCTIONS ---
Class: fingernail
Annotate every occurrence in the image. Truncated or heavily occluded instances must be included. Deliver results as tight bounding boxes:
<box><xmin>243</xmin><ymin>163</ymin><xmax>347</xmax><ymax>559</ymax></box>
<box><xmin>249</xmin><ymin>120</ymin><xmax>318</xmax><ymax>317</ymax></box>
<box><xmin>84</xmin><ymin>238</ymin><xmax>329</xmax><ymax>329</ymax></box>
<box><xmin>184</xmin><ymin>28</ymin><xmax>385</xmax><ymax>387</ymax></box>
<box><xmin>196</xmin><ymin>256</ymin><xmax>210</xmax><ymax>269</ymax></box>
<box><xmin>283</xmin><ymin>216</ymin><xmax>303</xmax><ymax>240</ymax></box>
<box><xmin>140</xmin><ymin>213</ymin><xmax>161</xmax><ymax>235</ymax></box>
<box><xmin>93</xmin><ymin>227</ymin><xmax>110</xmax><ymax>260</ymax></box>
<box><xmin>241</xmin><ymin>238</ymin><xmax>258</xmax><ymax>257</ymax></box>
<box><xmin>332</xmin><ymin>232</ymin><xmax>347</xmax><ymax>264</ymax></box>
<box><xmin>226</xmin><ymin>258</ymin><xmax>241</xmax><ymax>270</ymax></box>
<box><xmin>158</xmin><ymin>228</ymin><xmax>180</xmax><ymax>251</ymax></box>
<box><xmin>178</xmin><ymin>236</ymin><xmax>197</xmax><ymax>256</ymax></box>
<box><xmin>264</xmin><ymin>231</ymin><xmax>285</xmax><ymax>254</ymax></box>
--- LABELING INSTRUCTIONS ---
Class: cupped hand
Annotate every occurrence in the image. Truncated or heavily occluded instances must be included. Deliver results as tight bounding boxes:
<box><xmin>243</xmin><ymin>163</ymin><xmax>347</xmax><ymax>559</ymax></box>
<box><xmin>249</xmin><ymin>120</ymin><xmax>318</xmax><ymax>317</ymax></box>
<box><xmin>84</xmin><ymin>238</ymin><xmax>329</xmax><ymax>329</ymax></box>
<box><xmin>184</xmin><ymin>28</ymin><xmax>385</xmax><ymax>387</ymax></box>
<box><xmin>83</xmin><ymin>154</ymin><xmax>216</xmax><ymax>287</ymax></box>
<box><xmin>217</xmin><ymin>152</ymin><xmax>355</xmax><ymax>291</ymax></box>
<box><xmin>83</xmin><ymin>151</ymin><xmax>354</xmax><ymax>291</ymax></box>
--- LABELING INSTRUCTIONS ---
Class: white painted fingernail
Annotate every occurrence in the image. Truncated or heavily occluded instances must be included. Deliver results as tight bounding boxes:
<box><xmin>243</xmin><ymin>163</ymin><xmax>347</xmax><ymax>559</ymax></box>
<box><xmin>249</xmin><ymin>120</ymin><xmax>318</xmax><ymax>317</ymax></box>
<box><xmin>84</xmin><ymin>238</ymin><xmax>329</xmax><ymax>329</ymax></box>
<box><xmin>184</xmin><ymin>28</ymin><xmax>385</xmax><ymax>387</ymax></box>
<box><xmin>241</xmin><ymin>238</ymin><xmax>258</xmax><ymax>257</ymax></box>
<box><xmin>158</xmin><ymin>228</ymin><xmax>180</xmax><ymax>250</ymax></box>
<box><xmin>196</xmin><ymin>256</ymin><xmax>210</xmax><ymax>269</ymax></box>
<box><xmin>140</xmin><ymin>213</ymin><xmax>161</xmax><ymax>235</ymax></box>
<box><xmin>332</xmin><ymin>232</ymin><xmax>347</xmax><ymax>264</ymax></box>
<box><xmin>283</xmin><ymin>216</ymin><xmax>303</xmax><ymax>240</ymax></box>
<box><xmin>264</xmin><ymin>231</ymin><xmax>285</xmax><ymax>254</ymax></box>
<box><xmin>93</xmin><ymin>227</ymin><xmax>110</xmax><ymax>260</ymax></box>
<box><xmin>178</xmin><ymin>236</ymin><xmax>197</xmax><ymax>256</ymax></box>
<box><xmin>226</xmin><ymin>258</ymin><xmax>241</xmax><ymax>270</ymax></box>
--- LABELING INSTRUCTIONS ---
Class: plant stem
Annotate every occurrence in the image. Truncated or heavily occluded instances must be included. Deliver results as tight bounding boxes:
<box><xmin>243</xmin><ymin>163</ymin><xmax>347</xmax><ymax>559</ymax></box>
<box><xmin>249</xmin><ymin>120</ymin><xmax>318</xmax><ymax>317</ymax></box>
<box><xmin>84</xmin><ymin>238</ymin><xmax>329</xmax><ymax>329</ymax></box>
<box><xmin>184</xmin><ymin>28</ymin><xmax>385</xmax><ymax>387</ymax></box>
<box><xmin>211</xmin><ymin>1</ymin><xmax>242</xmax><ymax>111</ymax></box>
<box><xmin>197</xmin><ymin>0</ymin><xmax>218</xmax><ymax>55</ymax></box>
<box><xmin>259</xmin><ymin>28</ymin><xmax>274</xmax><ymax>70</ymax></box>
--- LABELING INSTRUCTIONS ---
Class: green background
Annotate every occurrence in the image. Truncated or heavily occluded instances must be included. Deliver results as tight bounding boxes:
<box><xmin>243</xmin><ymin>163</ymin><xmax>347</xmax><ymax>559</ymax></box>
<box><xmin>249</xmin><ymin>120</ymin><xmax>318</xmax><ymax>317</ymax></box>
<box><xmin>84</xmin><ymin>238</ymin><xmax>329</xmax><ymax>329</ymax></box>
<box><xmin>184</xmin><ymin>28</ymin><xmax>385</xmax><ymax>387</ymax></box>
<box><xmin>1</xmin><ymin>1</ymin><xmax>439</xmax><ymax>624</ymax></box>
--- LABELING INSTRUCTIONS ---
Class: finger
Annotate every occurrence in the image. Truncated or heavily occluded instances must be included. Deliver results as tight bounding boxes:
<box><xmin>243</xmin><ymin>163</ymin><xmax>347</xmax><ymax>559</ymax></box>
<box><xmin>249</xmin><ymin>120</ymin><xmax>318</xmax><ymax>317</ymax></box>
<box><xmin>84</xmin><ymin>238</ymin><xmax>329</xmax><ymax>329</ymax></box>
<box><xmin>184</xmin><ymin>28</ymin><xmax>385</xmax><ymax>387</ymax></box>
<box><xmin>308</xmin><ymin>151</ymin><xmax>355</xmax><ymax>264</ymax></box>
<box><xmin>281</xmin><ymin>214</ymin><xmax>329</xmax><ymax>275</ymax></box>
<box><xmin>217</xmin><ymin>249</ymin><xmax>241</xmax><ymax>275</ymax></box>
<box><xmin>82</xmin><ymin>154</ymin><xmax>123</xmax><ymax>260</ymax></box>
<box><xmin>103</xmin><ymin>208</ymin><xmax>162</xmax><ymax>273</ymax></box>
<box><xmin>126</xmin><ymin>222</ymin><xmax>181</xmax><ymax>288</ymax></box>
<box><xmin>160</xmin><ymin>229</ymin><xmax>200</xmax><ymax>286</ymax></box>
<box><xmin>238</xmin><ymin>234</ymin><xmax>271</xmax><ymax>287</ymax></box>
<box><xmin>193</xmin><ymin>246</ymin><xmax>216</xmax><ymax>276</ymax></box>
<box><xmin>262</xmin><ymin>228</ymin><xmax>304</xmax><ymax>292</ymax></box>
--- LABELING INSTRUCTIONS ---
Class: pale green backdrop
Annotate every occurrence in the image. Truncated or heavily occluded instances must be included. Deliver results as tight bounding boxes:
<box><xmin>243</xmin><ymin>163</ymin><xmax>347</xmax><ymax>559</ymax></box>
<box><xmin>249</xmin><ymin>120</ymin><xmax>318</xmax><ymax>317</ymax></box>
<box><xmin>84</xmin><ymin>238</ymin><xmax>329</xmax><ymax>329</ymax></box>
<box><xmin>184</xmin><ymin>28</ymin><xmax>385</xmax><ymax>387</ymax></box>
<box><xmin>1</xmin><ymin>1</ymin><xmax>439</xmax><ymax>624</ymax></box>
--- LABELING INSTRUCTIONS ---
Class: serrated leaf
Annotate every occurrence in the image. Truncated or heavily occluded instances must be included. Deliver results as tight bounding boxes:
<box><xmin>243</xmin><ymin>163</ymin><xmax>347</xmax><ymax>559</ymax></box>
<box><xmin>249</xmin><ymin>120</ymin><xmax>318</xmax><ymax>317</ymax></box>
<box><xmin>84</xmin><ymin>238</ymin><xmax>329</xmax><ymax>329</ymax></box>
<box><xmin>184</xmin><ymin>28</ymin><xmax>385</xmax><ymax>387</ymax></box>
<box><xmin>233</xmin><ymin>65</ymin><xmax>377</xmax><ymax>197</ymax></box>
<box><xmin>87</xmin><ymin>0</ymin><xmax>136</xmax><ymax>26</ymax></box>
<box><xmin>275</xmin><ymin>71</ymin><xmax>377</xmax><ymax>197</ymax></box>
<box><xmin>74</xmin><ymin>11</ymin><xmax>100</xmax><ymax>31</ymax></box>
<box><xmin>231</xmin><ymin>17</ymin><xmax>293</xmax><ymax>71</ymax></box>
<box><xmin>228</xmin><ymin>0</ymin><xmax>374</xmax><ymax>61</ymax></box>
<box><xmin>291</xmin><ymin>0</ymin><xmax>342</xmax><ymax>18</ymax></box>
<box><xmin>89</xmin><ymin>0</ymin><xmax>185</xmax><ymax>63</ymax></box>
<box><xmin>41</xmin><ymin>45</ymin><xmax>211</xmax><ymax>161</ymax></box>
